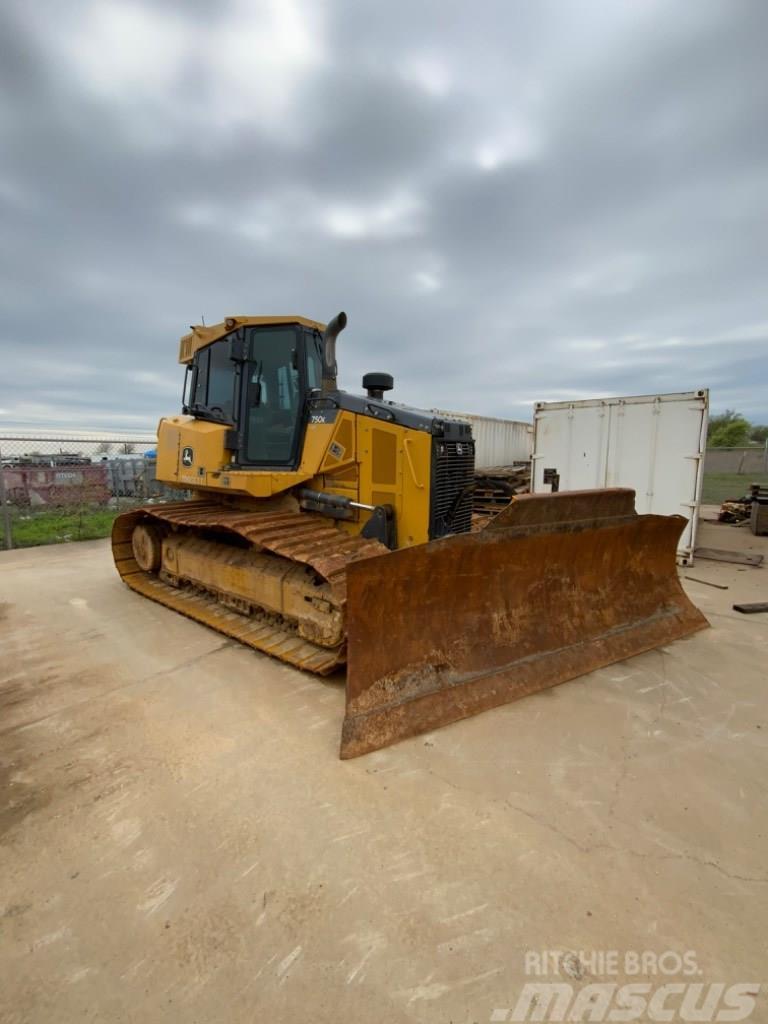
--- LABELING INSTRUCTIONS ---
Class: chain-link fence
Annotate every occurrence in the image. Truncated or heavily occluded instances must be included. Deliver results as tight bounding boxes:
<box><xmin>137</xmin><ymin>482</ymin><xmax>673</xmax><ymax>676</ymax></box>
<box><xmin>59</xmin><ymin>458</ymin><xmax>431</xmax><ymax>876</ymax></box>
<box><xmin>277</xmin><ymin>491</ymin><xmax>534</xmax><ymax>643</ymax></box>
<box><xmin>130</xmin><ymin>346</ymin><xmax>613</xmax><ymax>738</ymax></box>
<box><xmin>0</xmin><ymin>432</ymin><xmax>181</xmax><ymax>550</ymax></box>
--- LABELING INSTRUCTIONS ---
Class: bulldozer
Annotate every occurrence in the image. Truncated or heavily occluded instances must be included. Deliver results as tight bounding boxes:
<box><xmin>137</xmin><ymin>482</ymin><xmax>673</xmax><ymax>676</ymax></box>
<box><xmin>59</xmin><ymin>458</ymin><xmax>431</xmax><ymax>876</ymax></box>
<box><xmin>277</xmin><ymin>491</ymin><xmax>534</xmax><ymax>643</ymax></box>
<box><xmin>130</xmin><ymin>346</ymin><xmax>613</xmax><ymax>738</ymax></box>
<box><xmin>112</xmin><ymin>312</ymin><xmax>708</xmax><ymax>757</ymax></box>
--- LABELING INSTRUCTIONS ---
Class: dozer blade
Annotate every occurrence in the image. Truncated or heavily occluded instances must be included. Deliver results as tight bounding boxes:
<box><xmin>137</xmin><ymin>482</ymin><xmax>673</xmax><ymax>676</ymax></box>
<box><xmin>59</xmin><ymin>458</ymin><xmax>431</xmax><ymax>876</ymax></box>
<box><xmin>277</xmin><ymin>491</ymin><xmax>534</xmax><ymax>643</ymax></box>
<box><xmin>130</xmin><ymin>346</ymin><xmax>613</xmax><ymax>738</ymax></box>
<box><xmin>340</xmin><ymin>489</ymin><xmax>708</xmax><ymax>758</ymax></box>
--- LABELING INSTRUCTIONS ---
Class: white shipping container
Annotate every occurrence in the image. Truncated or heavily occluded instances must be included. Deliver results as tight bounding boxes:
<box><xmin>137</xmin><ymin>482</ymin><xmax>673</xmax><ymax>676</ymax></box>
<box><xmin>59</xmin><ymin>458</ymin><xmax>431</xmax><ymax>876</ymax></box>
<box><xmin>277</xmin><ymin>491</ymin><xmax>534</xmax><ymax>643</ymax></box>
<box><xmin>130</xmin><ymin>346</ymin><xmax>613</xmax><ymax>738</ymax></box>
<box><xmin>434</xmin><ymin>411</ymin><xmax>533</xmax><ymax>468</ymax></box>
<box><xmin>531</xmin><ymin>390</ymin><xmax>709</xmax><ymax>564</ymax></box>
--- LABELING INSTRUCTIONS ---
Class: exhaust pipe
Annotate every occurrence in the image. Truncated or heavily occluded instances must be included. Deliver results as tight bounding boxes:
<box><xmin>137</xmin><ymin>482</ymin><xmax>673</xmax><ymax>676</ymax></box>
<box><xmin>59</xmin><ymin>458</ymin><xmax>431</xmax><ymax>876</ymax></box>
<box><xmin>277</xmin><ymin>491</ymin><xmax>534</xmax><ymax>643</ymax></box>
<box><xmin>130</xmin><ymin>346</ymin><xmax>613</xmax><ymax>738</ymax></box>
<box><xmin>322</xmin><ymin>311</ymin><xmax>347</xmax><ymax>393</ymax></box>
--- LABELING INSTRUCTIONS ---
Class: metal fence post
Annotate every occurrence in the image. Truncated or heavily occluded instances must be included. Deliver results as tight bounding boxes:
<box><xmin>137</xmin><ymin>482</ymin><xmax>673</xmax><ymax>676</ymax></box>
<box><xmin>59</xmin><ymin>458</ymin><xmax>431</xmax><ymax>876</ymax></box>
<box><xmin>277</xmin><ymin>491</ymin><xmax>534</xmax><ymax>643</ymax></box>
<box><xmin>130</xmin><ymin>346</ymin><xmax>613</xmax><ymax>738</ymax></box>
<box><xmin>0</xmin><ymin>444</ymin><xmax>13</xmax><ymax>550</ymax></box>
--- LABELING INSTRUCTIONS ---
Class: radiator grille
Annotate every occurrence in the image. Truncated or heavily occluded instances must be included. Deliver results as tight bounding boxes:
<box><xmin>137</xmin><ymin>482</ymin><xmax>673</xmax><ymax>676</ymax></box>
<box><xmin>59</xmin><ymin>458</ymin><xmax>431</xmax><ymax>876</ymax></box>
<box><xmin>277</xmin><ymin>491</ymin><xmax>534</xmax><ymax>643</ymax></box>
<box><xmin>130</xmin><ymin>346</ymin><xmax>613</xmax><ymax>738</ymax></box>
<box><xmin>430</xmin><ymin>439</ymin><xmax>475</xmax><ymax>539</ymax></box>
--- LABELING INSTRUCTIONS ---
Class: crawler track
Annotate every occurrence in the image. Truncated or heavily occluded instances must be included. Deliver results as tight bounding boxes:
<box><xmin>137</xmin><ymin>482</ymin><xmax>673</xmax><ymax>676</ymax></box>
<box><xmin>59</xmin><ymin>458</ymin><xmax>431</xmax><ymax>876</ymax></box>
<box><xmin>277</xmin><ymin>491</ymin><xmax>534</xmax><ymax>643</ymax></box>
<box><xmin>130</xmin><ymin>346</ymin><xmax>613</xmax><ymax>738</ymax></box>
<box><xmin>111</xmin><ymin>501</ymin><xmax>387</xmax><ymax>675</ymax></box>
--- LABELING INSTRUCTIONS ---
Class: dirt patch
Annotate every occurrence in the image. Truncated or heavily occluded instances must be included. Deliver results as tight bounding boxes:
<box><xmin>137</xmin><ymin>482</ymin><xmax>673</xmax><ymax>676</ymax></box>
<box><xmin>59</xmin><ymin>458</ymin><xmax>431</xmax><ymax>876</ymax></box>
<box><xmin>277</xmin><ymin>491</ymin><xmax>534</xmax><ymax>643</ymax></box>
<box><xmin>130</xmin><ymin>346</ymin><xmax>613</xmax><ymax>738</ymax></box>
<box><xmin>0</xmin><ymin>603</ymin><xmax>12</xmax><ymax>621</ymax></box>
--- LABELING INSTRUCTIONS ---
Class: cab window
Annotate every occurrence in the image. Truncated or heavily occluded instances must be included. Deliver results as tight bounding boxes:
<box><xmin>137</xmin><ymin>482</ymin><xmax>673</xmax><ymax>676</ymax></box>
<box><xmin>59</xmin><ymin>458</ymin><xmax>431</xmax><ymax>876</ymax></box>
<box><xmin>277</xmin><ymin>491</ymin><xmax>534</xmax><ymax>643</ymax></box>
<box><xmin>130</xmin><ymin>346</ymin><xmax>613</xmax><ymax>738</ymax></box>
<box><xmin>305</xmin><ymin>330</ymin><xmax>323</xmax><ymax>390</ymax></box>
<box><xmin>191</xmin><ymin>339</ymin><xmax>236</xmax><ymax>420</ymax></box>
<box><xmin>245</xmin><ymin>326</ymin><xmax>303</xmax><ymax>465</ymax></box>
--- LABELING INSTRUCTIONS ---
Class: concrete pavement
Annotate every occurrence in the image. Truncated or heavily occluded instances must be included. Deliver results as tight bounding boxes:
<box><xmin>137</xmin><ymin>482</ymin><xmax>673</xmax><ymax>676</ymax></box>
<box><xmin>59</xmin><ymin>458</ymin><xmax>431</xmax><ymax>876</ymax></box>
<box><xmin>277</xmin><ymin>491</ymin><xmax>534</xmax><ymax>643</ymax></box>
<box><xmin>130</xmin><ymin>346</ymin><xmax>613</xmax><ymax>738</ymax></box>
<box><xmin>1</xmin><ymin>519</ymin><xmax>766</xmax><ymax>1023</ymax></box>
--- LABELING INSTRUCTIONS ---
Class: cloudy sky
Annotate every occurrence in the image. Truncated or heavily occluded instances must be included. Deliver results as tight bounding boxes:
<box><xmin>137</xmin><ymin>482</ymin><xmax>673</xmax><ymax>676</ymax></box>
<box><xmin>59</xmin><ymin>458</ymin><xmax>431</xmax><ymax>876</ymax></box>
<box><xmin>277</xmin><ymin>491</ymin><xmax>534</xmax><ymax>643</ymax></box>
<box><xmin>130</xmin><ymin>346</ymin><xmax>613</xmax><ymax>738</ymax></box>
<box><xmin>1</xmin><ymin>0</ymin><xmax>766</xmax><ymax>431</ymax></box>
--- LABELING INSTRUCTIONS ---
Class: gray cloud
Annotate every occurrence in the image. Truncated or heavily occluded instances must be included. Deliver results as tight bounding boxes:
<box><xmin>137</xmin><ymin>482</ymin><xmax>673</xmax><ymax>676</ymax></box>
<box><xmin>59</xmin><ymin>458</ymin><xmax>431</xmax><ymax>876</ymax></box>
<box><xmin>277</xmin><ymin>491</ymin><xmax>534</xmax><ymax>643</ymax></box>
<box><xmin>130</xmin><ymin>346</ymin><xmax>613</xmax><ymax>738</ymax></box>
<box><xmin>1</xmin><ymin>0</ymin><xmax>766</xmax><ymax>429</ymax></box>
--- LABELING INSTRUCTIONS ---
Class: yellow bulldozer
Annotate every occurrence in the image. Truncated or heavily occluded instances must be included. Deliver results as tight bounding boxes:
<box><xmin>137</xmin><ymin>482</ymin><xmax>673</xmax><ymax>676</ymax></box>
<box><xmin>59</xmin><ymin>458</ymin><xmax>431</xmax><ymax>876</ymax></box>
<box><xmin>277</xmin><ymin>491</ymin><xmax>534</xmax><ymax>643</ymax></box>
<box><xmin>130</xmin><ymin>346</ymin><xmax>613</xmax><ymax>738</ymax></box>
<box><xmin>112</xmin><ymin>312</ymin><xmax>707</xmax><ymax>757</ymax></box>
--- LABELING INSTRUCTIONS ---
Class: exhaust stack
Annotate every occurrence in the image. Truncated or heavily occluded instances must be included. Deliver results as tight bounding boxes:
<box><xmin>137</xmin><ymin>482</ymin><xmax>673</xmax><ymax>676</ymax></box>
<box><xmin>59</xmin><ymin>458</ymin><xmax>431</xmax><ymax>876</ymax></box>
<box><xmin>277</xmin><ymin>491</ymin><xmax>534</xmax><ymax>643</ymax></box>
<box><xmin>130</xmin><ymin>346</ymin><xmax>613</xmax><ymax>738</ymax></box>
<box><xmin>322</xmin><ymin>311</ymin><xmax>347</xmax><ymax>393</ymax></box>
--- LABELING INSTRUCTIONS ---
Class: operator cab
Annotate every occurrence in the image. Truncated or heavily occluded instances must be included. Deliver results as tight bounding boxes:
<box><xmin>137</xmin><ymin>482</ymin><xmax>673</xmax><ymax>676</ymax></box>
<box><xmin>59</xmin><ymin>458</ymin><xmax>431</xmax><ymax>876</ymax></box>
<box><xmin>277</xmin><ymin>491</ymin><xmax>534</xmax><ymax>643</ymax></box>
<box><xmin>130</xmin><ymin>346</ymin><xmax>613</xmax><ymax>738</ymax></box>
<box><xmin>183</xmin><ymin>322</ymin><xmax>325</xmax><ymax>467</ymax></box>
<box><xmin>179</xmin><ymin>313</ymin><xmax>470</xmax><ymax>481</ymax></box>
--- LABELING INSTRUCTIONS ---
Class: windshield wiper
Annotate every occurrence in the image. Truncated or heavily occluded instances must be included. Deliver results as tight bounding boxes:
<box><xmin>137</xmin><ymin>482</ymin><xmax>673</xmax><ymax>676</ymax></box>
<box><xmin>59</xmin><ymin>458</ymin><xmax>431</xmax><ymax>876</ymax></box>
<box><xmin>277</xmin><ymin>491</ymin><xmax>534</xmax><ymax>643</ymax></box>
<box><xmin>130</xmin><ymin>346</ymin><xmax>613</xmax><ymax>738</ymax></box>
<box><xmin>186</xmin><ymin>402</ymin><xmax>234</xmax><ymax>426</ymax></box>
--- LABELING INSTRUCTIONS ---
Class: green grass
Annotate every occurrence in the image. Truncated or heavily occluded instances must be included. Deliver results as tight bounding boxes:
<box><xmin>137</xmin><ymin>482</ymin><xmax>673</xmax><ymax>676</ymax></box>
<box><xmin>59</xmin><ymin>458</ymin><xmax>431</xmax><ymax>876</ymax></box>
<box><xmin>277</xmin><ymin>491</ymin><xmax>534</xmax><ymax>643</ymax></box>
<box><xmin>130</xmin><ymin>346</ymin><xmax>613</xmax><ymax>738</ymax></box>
<box><xmin>6</xmin><ymin>506</ymin><xmax>123</xmax><ymax>548</ymax></box>
<box><xmin>701</xmin><ymin>472</ymin><xmax>768</xmax><ymax>505</ymax></box>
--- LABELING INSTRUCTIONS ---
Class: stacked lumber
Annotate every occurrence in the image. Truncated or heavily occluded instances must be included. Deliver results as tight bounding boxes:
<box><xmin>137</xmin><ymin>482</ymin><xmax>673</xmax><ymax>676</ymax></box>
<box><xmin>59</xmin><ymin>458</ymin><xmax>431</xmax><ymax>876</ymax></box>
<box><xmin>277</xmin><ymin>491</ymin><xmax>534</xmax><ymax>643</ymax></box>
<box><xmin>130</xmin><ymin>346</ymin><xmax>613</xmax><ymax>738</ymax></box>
<box><xmin>472</xmin><ymin>463</ymin><xmax>531</xmax><ymax>519</ymax></box>
<box><xmin>718</xmin><ymin>483</ymin><xmax>768</xmax><ymax>532</ymax></box>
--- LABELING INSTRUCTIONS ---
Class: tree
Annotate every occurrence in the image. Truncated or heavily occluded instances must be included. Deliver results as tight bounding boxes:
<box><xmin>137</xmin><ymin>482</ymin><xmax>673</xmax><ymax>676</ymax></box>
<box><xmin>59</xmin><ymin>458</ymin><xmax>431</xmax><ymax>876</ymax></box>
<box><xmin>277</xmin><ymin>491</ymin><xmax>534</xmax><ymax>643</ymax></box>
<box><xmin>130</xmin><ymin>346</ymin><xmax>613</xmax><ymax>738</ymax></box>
<box><xmin>750</xmin><ymin>424</ymin><xmax>768</xmax><ymax>445</ymax></box>
<box><xmin>708</xmin><ymin>409</ymin><xmax>751</xmax><ymax>447</ymax></box>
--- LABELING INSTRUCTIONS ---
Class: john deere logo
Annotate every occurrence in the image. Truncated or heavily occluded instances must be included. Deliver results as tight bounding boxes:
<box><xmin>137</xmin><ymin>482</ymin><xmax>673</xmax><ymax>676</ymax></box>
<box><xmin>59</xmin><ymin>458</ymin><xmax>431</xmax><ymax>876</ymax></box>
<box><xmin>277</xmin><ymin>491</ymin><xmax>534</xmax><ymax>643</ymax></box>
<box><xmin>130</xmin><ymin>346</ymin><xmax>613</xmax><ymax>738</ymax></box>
<box><xmin>182</xmin><ymin>447</ymin><xmax>194</xmax><ymax>467</ymax></box>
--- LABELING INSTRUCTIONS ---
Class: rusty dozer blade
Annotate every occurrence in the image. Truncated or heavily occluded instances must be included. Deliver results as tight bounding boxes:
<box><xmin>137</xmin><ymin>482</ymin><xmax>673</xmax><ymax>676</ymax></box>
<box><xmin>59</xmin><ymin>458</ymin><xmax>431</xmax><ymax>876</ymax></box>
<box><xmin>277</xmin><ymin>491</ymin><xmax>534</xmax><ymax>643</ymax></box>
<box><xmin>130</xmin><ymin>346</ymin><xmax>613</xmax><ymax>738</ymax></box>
<box><xmin>341</xmin><ymin>489</ymin><xmax>708</xmax><ymax>758</ymax></box>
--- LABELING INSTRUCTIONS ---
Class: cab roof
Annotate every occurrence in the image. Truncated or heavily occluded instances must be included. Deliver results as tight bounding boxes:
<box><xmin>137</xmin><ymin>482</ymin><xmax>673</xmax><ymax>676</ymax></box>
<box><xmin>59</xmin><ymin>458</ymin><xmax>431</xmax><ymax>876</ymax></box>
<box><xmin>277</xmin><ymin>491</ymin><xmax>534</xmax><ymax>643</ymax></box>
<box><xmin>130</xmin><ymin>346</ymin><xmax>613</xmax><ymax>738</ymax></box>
<box><xmin>179</xmin><ymin>316</ymin><xmax>326</xmax><ymax>364</ymax></box>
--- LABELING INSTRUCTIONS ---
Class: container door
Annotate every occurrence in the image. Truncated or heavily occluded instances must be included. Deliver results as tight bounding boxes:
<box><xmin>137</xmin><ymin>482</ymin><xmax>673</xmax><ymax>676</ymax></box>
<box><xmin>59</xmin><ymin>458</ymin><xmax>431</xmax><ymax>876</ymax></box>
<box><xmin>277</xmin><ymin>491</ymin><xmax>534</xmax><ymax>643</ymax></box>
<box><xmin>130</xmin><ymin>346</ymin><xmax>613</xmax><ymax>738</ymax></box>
<box><xmin>532</xmin><ymin>401</ymin><xmax>610</xmax><ymax>491</ymax></box>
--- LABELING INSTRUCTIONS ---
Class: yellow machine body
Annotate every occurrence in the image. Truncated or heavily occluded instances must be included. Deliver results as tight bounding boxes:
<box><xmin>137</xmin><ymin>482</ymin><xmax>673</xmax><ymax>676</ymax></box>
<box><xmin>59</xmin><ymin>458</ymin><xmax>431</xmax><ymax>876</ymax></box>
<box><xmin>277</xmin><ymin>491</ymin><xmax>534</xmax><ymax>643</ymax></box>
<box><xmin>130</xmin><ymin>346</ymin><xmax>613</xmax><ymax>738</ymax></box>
<box><xmin>156</xmin><ymin>410</ymin><xmax>433</xmax><ymax>547</ymax></box>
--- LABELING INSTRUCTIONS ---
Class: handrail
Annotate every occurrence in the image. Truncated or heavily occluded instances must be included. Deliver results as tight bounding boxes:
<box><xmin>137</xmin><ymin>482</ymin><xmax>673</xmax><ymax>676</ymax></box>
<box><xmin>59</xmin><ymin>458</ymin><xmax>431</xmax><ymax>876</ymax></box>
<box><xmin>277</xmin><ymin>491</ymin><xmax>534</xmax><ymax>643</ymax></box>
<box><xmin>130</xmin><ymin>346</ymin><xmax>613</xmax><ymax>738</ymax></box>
<box><xmin>403</xmin><ymin>437</ymin><xmax>424</xmax><ymax>489</ymax></box>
